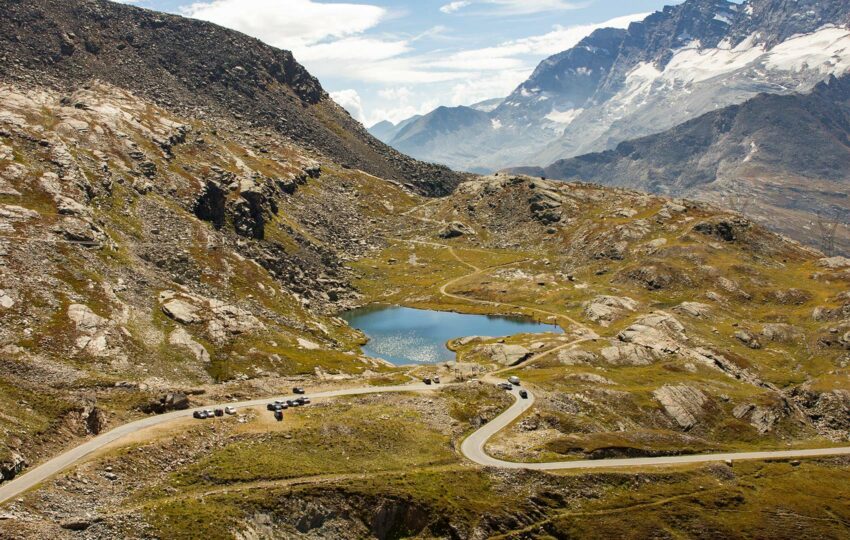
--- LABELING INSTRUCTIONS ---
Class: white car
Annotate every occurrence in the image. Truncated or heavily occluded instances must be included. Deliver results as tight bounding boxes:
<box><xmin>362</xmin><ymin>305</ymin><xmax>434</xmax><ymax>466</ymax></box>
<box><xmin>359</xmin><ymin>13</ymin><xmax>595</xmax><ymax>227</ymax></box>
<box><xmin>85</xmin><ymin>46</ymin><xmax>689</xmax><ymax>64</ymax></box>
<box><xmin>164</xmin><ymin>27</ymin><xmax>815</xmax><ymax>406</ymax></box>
<box><xmin>224</xmin><ymin>406</ymin><xmax>236</xmax><ymax>415</ymax></box>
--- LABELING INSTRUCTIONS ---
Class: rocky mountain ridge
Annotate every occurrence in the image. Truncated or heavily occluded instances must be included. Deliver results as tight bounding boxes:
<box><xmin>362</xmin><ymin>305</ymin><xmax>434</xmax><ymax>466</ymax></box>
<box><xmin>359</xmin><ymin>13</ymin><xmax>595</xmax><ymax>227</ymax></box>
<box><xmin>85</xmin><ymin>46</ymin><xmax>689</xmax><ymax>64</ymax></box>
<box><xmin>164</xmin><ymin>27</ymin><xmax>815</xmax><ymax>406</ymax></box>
<box><xmin>379</xmin><ymin>0</ymin><xmax>850</xmax><ymax>173</ymax></box>
<box><xmin>0</xmin><ymin>0</ymin><xmax>465</xmax><ymax>196</ymax></box>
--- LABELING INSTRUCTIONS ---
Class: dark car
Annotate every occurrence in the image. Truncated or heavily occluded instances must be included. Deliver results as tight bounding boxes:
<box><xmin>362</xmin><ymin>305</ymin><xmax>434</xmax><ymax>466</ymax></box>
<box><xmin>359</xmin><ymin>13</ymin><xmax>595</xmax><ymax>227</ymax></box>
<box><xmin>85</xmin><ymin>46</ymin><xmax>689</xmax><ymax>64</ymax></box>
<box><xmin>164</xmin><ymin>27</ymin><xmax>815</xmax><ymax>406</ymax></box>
<box><xmin>267</xmin><ymin>403</ymin><xmax>276</xmax><ymax>411</ymax></box>
<box><xmin>497</xmin><ymin>383</ymin><xmax>513</xmax><ymax>391</ymax></box>
<box><xmin>193</xmin><ymin>410</ymin><xmax>207</xmax><ymax>419</ymax></box>
<box><xmin>274</xmin><ymin>410</ymin><xmax>283</xmax><ymax>422</ymax></box>
<box><xmin>293</xmin><ymin>387</ymin><xmax>306</xmax><ymax>394</ymax></box>
<box><xmin>297</xmin><ymin>397</ymin><xmax>311</xmax><ymax>405</ymax></box>
<box><xmin>214</xmin><ymin>409</ymin><xmax>224</xmax><ymax>417</ymax></box>
<box><xmin>423</xmin><ymin>378</ymin><xmax>432</xmax><ymax>385</ymax></box>
<box><xmin>288</xmin><ymin>399</ymin><xmax>300</xmax><ymax>407</ymax></box>
<box><xmin>519</xmin><ymin>390</ymin><xmax>528</xmax><ymax>399</ymax></box>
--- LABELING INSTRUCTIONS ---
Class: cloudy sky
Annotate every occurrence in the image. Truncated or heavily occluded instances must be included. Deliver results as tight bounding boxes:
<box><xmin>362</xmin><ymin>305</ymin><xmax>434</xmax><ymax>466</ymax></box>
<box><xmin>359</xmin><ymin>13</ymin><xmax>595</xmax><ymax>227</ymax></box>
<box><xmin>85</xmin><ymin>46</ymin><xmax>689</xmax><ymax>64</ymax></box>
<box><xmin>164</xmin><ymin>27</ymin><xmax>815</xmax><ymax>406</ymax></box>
<box><xmin>116</xmin><ymin>0</ymin><xmax>677</xmax><ymax>127</ymax></box>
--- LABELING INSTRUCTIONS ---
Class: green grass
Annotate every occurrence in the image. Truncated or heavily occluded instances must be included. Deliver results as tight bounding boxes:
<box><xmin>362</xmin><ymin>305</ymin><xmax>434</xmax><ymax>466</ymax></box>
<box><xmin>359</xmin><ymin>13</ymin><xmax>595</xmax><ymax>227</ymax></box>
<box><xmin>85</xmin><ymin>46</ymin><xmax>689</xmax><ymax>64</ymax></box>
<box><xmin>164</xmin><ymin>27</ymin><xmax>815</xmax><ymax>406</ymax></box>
<box><xmin>164</xmin><ymin>400</ymin><xmax>457</xmax><ymax>489</ymax></box>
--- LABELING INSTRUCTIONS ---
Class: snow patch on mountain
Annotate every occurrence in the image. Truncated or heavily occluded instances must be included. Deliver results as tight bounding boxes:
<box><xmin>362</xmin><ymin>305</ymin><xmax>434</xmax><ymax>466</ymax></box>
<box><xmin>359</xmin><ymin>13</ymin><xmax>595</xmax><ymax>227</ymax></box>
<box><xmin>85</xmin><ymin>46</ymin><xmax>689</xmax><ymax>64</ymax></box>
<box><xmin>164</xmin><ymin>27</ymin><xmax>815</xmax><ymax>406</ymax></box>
<box><xmin>545</xmin><ymin>108</ymin><xmax>583</xmax><ymax>125</ymax></box>
<box><xmin>764</xmin><ymin>27</ymin><xmax>850</xmax><ymax>73</ymax></box>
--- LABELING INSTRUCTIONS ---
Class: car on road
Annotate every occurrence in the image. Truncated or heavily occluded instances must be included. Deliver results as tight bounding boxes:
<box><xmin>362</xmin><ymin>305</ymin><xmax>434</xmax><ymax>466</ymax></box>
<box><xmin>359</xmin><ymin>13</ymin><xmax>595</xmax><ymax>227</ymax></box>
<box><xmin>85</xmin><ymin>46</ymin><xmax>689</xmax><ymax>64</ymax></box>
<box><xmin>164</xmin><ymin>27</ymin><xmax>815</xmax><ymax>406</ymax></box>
<box><xmin>225</xmin><ymin>406</ymin><xmax>236</xmax><ymax>415</ymax></box>
<box><xmin>433</xmin><ymin>376</ymin><xmax>440</xmax><ymax>384</ymax></box>
<box><xmin>287</xmin><ymin>399</ymin><xmax>300</xmax><ymax>407</ymax></box>
<box><xmin>266</xmin><ymin>403</ymin><xmax>276</xmax><ymax>411</ymax></box>
<box><xmin>497</xmin><ymin>382</ymin><xmax>513</xmax><ymax>391</ymax></box>
<box><xmin>508</xmin><ymin>376</ymin><xmax>521</xmax><ymax>386</ymax></box>
<box><xmin>193</xmin><ymin>410</ymin><xmax>208</xmax><ymax>419</ymax></box>
<box><xmin>297</xmin><ymin>397</ymin><xmax>311</xmax><ymax>405</ymax></box>
<box><xmin>214</xmin><ymin>408</ymin><xmax>224</xmax><ymax>417</ymax></box>
<box><xmin>205</xmin><ymin>409</ymin><xmax>216</xmax><ymax>417</ymax></box>
<box><xmin>423</xmin><ymin>378</ymin><xmax>432</xmax><ymax>385</ymax></box>
<box><xmin>519</xmin><ymin>390</ymin><xmax>528</xmax><ymax>399</ymax></box>
<box><xmin>293</xmin><ymin>387</ymin><xmax>306</xmax><ymax>394</ymax></box>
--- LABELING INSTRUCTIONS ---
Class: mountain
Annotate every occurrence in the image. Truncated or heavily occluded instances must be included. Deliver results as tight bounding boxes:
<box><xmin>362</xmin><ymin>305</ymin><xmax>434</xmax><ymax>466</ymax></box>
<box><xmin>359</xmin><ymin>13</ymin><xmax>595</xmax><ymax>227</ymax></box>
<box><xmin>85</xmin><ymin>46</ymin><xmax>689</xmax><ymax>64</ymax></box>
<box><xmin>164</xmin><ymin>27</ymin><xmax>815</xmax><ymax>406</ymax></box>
<box><xmin>0</xmin><ymin>0</ymin><xmax>464</xmax><ymax>196</ymax></box>
<box><xmin>378</xmin><ymin>0</ymin><xmax>850</xmax><ymax>173</ymax></box>
<box><xmin>510</xmin><ymin>74</ymin><xmax>850</xmax><ymax>253</ymax></box>
<box><xmin>371</xmin><ymin>98</ymin><xmax>503</xmax><ymax>146</ymax></box>
<box><xmin>3</xmin><ymin>0</ymin><xmax>850</xmax><ymax>538</ymax></box>
<box><xmin>366</xmin><ymin>115</ymin><xmax>421</xmax><ymax>144</ymax></box>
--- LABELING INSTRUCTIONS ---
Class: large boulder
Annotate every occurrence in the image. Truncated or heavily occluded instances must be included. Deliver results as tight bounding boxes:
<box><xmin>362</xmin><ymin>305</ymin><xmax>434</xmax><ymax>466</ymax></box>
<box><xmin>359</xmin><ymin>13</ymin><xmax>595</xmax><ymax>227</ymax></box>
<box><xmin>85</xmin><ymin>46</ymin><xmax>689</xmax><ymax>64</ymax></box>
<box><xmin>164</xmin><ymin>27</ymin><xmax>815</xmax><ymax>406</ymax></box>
<box><xmin>0</xmin><ymin>451</ymin><xmax>28</xmax><ymax>482</ymax></box>
<box><xmin>143</xmin><ymin>392</ymin><xmax>190</xmax><ymax>414</ymax></box>
<box><xmin>159</xmin><ymin>291</ymin><xmax>264</xmax><ymax>343</ymax></box>
<box><xmin>761</xmin><ymin>323</ymin><xmax>804</xmax><ymax>344</ymax></box>
<box><xmin>476</xmin><ymin>344</ymin><xmax>531</xmax><ymax>366</ymax></box>
<box><xmin>653</xmin><ymin>385</ymin><xmax>708</xmax><ymax>430</ymax></box>
<box><xmin>438</xmin><ymin>221</ymin><xmax>475</xmax><ymax>239</ymax></box>
<box><xmin>616</xmin><ymin>312</ymin><xmax>686</xmax><ymax>355</ymax></box>
<box><xmin>582</xmin><ymin>295</ymin><xmax>638</xmax><ymax>326</ymax></box>
<box><xmin>168</xmin><ymin>328</ymin><xmax>211</xmax><ymax>364</ymax></box>
<box><xmin>818</xmin><ymin>256</ymin><xmax>850</xmax><ymax>269</ymax></box>
<box><xmin>67</xmin><ymin>304</ymin><xmax>111</xmax><ymax>356</ymax></box>
<box><xmin>674</xmin><ymin>302</ymin><xmax>712</xmax><ymax>319</ymax></box>
<box><xmin>600</xmin><ymin>343</ymin><xmax>657</xmax><ymax>366</ymax></box>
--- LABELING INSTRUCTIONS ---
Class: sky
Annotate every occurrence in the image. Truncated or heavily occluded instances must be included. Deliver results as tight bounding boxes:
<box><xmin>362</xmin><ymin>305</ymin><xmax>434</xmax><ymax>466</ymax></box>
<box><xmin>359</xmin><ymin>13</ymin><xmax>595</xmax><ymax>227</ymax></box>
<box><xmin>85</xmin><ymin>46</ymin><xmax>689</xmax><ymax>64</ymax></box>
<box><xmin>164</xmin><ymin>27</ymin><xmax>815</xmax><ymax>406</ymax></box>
<box><xmin>114</xmin><ymin>0</ymin><xmax>679</xmax><ymax>127</ymax></box>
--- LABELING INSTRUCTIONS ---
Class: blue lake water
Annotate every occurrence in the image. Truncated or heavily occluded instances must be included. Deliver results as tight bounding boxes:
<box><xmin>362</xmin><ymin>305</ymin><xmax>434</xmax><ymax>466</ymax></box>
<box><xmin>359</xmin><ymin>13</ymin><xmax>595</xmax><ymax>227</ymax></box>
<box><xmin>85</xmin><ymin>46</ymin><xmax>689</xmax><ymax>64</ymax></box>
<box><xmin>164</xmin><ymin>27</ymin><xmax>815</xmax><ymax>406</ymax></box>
<box><xmin>340</xmin><ymin>305</ymin><xmax>563</xmax><ymax>365</ymax></box>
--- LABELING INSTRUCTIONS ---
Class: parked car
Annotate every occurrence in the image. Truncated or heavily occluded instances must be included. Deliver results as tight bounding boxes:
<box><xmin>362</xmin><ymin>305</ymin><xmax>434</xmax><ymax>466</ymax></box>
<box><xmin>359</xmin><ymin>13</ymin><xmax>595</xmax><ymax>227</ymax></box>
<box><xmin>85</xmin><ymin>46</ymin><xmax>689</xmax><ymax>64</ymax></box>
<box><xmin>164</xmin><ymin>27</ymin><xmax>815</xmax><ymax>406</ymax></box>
<box><xmin>214</xmin><ymin>409</ymin><xmax>224</xmax><ymax>417</ymax></box>
<box><xmin>297</xmin><ymin>397</ymin><xmax>311</xmax><ymax>405</ymax></box>
<box><xmin>433</xmin><ymin>376</ymin><xmax>441</xmax><ymax>384</ymax></box>
<box><xmin>266</xmin><ymin>403</ymin><xmax>276</xmax><ymax>411</ymax></box>
<box><xmin>519</xmin><ymin>390</ymin><xmax>528</xmax><ymax>399</ymax></box>
<box><xmin>288</xmin><ymin>399</ymin><xmax>300</xmax><ymax>407</ymax></box>
<box><xmin>205</xmin><ymin>409</ymin><xmax>216</xmax><ymax>417</ymax></box>
<box><xmin>193</xmin><ymin>410</ymin><xmax>207</xmax><ymax>419</ymax></box>
<box><xmin>508</xmin><ymin>376</ymin><xmax>521</xmax><ymax>386</ymax></box>
<box><xmin>225</xmin><ymin>406</ymin><xmax>236</xmax><ymax>415</ymax></box>
<box><xmin>423</xmin><ymin>378</ymin><xmax>432</xmax><ymax>385</ymax></box>
<box><xmin>497</xmin><ymin>382</ymin><xmax>513</xmax><ymax>391</ymax></box>
<box><xmin>293</xmin><ymin>387</ymin><xmax>306</xmax><ymax>394</ymax></box>
<box><xmin>274</xmin><ymin>410</ymin><xmax>283</xmax><ymax>421</ymax></box>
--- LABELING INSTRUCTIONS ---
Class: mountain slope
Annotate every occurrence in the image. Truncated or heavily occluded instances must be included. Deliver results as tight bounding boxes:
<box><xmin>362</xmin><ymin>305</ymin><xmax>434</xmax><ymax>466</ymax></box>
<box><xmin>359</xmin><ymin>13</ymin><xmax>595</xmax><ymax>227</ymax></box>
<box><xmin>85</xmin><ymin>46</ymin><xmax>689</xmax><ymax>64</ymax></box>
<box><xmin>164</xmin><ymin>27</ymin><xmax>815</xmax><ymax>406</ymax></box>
<box><xmin>513</xmin><ymin>74</ymin><xmax>850</xmax><ymax>252</ymax></box>
<box><xmin>377</xmin><ymin>0</ymin><xmax>850</xmax><ymax>173</ymax></box>
<box><xmin>0</xmin><ymin>0</ymin><xmax>464</xmax><ymax>195</ymax></box>
<box><xmin>367</xmin><ymin>115</ymin><xmax>422</xmax><ymax>144</ymax></box>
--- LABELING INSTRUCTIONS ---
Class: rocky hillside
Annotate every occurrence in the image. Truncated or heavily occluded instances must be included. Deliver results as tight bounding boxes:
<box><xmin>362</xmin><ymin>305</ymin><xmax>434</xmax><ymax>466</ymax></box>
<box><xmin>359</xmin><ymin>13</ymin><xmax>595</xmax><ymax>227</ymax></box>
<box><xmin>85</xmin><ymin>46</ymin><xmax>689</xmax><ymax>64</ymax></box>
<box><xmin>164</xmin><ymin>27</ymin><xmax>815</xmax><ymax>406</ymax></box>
<box><xmin>379</xmin><ymin>0</ymin><xmax>850</xmax><ymax>173</ymax></box>
<box><xmin>510</xmin><ymin>74</ymin><xmax>850</xmax><ymax>253</ymax></box>
<box><xmin>0</xmin><ymin>0</ymin><xmax>464</xmax><ymax>196</ymax></box>
<box><xmin>0</xmin><ymin>78</ymin><xmax>432</xmax><ymax>482</ymax></box>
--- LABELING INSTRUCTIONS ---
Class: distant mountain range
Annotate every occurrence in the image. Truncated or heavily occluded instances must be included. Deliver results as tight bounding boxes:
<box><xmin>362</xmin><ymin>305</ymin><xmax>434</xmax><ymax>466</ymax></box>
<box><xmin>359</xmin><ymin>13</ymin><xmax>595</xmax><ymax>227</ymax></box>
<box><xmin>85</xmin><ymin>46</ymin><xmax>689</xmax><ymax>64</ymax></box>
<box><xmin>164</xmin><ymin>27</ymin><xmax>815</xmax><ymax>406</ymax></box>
<box><xmin>374</xmin><ymin>0</ymin><xmax>850</xmax><ymax>174</ymax></box>
<box><xmin>508</xmin><ymin>74</ymin><xmax>850</xmax><ymax>252</ymax></box>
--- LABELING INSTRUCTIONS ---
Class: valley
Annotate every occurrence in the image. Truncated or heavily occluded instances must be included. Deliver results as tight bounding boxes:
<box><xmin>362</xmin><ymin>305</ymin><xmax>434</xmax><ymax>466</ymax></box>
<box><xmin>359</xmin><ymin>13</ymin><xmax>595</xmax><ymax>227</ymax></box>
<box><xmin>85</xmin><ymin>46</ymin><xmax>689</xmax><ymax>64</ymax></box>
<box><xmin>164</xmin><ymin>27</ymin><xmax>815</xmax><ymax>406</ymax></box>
<box><xmin>1</xmin><ymin>0</ymin><xmax>850</xmax><ymax>538</ymax></box>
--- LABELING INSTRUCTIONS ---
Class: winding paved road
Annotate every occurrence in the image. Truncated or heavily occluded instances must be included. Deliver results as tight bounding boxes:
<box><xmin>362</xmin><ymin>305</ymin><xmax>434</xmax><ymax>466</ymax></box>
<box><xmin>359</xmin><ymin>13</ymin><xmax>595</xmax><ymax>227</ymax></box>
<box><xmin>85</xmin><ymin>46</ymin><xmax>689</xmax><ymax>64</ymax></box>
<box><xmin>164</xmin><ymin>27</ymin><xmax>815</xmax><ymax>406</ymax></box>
<box><xmin>0</xmin><ymin>383</ymin><xmax>433</xmax><ymax>506</ymax></box>
<box><xmin>462</xmin><ymin>386</ymin><xmax>850</xmax><ymax>470</ymax></box>
<box><xmin>3</xmin><ymin>382</ymin><xmax>850</xmax><ymax>507</ymax></box>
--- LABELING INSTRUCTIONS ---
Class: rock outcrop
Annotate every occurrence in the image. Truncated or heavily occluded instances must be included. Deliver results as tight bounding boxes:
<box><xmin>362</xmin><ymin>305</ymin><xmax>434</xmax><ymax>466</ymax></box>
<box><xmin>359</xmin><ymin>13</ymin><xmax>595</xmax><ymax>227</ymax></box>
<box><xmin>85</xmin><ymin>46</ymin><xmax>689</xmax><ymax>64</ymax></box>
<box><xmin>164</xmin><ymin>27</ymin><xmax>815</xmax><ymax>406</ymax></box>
<box><xmin>582</xmin><ymin>295</ymin><xmax>638</xmax><ymax>326</ymax></box>
<box><xmin>159</xmin><ymin>291</ymin><xmax>264</xmax><ymax>343</ymax></box>
<box><xmin>476</xmin><ymin>344</ymin><xmax>532</xmax><ymax>366</ymax></box>
<box><xmin>653</xmin><ymin>385</ymin><xmax>708</xmax><ymax>430</ymax></box>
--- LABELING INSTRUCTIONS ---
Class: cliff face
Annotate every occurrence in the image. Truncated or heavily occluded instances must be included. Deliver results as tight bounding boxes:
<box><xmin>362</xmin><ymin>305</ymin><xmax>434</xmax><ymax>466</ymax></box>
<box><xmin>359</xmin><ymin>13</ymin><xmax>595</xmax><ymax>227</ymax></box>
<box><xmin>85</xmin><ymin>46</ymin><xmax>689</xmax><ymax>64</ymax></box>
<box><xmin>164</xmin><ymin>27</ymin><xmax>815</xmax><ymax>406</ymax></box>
<box><xmin>0</xmin><ymin>0</ymin><xmax>465</xmax><ymax>196</ymax></box>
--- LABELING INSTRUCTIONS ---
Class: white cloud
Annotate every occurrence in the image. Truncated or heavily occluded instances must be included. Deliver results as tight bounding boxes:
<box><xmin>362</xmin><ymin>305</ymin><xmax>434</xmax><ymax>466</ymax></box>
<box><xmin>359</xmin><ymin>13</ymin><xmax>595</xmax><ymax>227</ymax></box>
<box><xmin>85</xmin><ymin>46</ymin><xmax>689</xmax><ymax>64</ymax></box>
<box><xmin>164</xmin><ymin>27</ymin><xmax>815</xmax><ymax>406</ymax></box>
<box><xmin>441</xmin><ymin>0</ymin><xmax>584</xmax><ymax>16</ymax></box>
<box><xmin>177</xmin><ymin>1</ymin><xmax>647</xmax><ymax>127</ymax></box>
<box><xmin>330</xmin><ymin>89</ymin><xmax>367</xmax><ymax>123</ymax></box>
<box><xmin>440</xmin><ymin>1</ymin><xmax>471</xmax><ymax>14</ymax></box>
<box><xmin>180</xmin><ymin>0</ymin><xmax>386</xmax><ymax>50</ymax></box>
